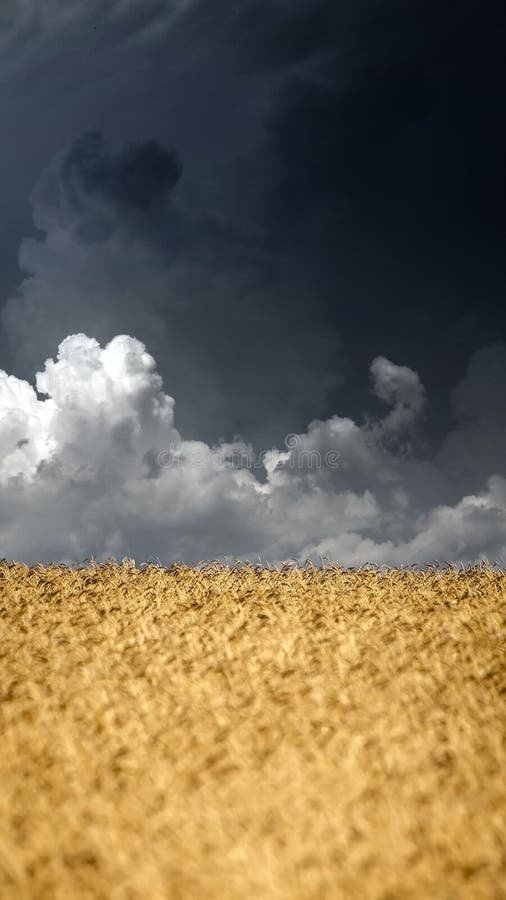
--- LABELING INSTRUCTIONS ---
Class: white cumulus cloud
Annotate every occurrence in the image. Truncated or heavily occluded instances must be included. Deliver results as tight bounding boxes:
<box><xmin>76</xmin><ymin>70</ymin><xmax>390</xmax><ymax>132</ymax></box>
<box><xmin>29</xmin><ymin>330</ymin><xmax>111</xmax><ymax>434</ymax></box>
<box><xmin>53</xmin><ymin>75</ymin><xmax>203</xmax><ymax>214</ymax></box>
<box><xmin>0</xmin><ymin>332</ymin><xmax>504</xmax><ymax>566</ymax></box>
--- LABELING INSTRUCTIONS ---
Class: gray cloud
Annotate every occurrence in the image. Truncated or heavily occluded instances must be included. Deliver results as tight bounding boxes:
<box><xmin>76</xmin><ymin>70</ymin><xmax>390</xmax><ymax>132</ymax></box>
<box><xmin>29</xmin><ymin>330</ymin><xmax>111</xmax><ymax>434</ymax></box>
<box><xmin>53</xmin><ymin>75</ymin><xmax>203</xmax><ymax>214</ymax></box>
<box><xmin>434</xmin><ymin>343</ymin><xmax>506</xmax><ymax>499</ymax></box>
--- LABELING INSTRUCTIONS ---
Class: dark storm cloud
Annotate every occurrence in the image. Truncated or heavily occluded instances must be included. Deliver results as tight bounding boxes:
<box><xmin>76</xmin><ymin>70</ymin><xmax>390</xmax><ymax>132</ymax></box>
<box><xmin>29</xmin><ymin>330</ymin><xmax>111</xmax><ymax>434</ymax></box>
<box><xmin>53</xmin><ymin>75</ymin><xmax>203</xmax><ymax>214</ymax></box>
<box><xmin>142</xmin><ymin>0</ymin><xmax>504</xmax><ymax>437</ymax></box>
<box><xmin>188</xmin><ymin>0</ymin><xmax>363</xmax><ymax>67</ymax></box>
<box><xmin>257</xmin><ymin>0</ymin><xmax>506</xmax><ymax>423</ymax></box>
<box><xmin>0</xmin><ymin>0</ymin><xmax>505</xmax><ymax>569</ymax></box>
<box><xmin>2</xmin><ymin>128</ymin><xmax>341</xmax><ymax>447</ymax></box>
<box><xmin>51</xmin><ymin>130</ymin><xmax>259</xmax><ymax>264</ymax></box>
<box><xmin>36</xmin><ymin>131</ymin><xmax>184</xmax><ymax>244</ymax></box>
<box><xmin>62</xmin><ymin>130</ymin><xmax>183</xmax><ymax>215</ymax></box>
<box><xmin>268</xmin><ymin>3</ymin><xmax>506</xmax><ymax>251</ymax></box>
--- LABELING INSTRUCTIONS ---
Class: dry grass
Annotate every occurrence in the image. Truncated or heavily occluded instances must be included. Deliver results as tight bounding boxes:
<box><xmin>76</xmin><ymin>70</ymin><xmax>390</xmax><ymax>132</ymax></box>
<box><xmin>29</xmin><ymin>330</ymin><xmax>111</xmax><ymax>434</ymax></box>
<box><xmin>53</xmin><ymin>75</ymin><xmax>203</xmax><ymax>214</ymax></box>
<box><xmin>0</xmin><ymin>560</ymin><xmax>505</xmax><ymax>899</ymax></box>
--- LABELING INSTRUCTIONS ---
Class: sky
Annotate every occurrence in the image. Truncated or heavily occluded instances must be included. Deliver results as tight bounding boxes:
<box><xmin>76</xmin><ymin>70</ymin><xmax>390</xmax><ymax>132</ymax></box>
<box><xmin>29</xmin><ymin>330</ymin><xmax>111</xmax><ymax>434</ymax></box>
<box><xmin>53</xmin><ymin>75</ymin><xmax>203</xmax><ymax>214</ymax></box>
<box><xmin>0</xmin><ymin>0</ymin><xmax>505</xmax><ymax>566</ymax></box>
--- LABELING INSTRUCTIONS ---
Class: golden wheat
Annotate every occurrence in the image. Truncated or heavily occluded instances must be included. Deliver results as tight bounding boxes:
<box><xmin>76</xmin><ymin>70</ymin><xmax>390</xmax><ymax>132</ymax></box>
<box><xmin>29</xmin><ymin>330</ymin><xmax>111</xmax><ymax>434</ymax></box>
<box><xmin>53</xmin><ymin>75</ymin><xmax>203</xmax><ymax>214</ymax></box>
<box><xmin>0</xmin><ymin>560</ymin><xmax>505</xmax><ymax>899</ymax></box>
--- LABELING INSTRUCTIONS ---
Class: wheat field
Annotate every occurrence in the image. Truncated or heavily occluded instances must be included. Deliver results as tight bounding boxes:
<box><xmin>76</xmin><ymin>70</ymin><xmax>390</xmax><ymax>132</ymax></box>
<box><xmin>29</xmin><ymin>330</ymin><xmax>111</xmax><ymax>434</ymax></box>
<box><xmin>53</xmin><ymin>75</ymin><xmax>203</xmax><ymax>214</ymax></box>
<box><xmin>0</xmin><ymin>560</ymin><xmax>504</xmax><ymax>899</ymax></box>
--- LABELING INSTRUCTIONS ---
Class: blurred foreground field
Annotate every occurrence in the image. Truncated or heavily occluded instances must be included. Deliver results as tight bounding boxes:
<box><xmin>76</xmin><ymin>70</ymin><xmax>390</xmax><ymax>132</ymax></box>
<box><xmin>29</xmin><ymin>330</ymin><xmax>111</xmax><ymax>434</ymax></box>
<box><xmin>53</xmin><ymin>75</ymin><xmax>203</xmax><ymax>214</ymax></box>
<box><xmin>0</xmin><ymin>561</ymin><xmax>505</xmax><ymax>899</ymax></box>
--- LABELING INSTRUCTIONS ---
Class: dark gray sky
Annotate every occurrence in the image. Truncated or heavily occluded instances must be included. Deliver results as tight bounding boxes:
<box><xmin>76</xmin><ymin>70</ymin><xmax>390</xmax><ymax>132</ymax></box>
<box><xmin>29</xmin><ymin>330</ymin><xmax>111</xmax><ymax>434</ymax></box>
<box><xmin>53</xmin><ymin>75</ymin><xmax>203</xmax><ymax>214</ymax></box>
<box><xmin>0</xmin><ymin>0</ymin><xmax>505</xmax><ymax>565</ymax></box>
